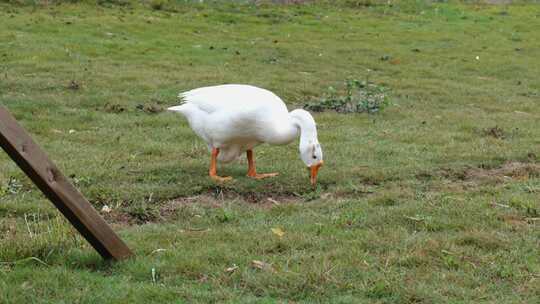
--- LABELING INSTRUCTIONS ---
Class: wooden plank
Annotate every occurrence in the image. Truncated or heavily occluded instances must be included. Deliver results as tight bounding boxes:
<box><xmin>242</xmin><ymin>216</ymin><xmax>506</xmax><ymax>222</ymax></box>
<box><xmin>0</xmin><ymin>106</ymin><xmax>133</xmax><ymax>261</ymax></box>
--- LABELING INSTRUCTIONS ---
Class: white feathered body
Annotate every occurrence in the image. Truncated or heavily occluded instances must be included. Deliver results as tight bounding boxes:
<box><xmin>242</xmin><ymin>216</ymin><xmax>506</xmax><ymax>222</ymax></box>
<box><xmin>169</xmin><ymin>85</ymin><xmax>299</xmax><ymax>163</ymax></box>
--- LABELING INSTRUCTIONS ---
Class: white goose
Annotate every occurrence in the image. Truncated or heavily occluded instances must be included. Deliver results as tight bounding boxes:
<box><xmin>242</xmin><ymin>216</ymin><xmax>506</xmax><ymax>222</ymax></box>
<box><xmin>168</xmin><ymin>84</ymin><xmax>323</xmax><ymax>185</ymax></box>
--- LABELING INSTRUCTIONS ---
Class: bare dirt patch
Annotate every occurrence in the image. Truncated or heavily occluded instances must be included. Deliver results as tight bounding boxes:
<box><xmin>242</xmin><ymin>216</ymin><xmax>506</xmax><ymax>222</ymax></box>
<box><xmin>254</xmin><ymin>0</ymin><xmax>311</xmax><ymax>4</ymax></box>
<box><xmin>498</xmin><ymin>214</ymin><xmax>529</xmax><ymax>229</ymax></box>
<box><xmin>165</xmin><ymin>190</ymin><xmax>301</xmax><ymax>211</ymax></box>
<box><xmin>460</xmin><ymin>161</ymin><xmax>540</xmax><ymax>182</ymax></box>
<box><xmin>103</xmin><ymin>189</ymin><xmax>302</xmax><ymax>226</ymax></box>
<box><xmin>418</xmin><ymin>161</ymin><xmax>540</xmax><ymax>189</ymax></box>
<box><xmin>482</xmin><ymin>0</ymin><xmax>512</xmax><ymax>4</ymax></box>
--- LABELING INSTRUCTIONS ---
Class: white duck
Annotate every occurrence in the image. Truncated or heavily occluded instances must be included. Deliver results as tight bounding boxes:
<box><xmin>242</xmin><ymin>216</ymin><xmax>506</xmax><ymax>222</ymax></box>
<box><xmin>168</xmin><ymin>84</ymin><xmax>323</xmax><ymax>185</ymax></box>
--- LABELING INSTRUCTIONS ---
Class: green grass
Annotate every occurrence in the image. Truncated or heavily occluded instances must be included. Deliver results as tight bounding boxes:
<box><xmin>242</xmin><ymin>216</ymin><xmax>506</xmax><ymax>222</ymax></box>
<box><xmin>1</xmin><ymin>1</ymin><xmax>539</xmax><ymax>303</ymax></box>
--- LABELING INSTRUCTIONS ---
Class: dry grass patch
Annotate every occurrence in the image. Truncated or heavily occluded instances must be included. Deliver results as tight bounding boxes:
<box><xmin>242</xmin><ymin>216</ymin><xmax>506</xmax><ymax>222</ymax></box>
<box><xmin>419</xmin><ymin>161</ymin><xmax>540</xmax><ymax>189</ymax></box>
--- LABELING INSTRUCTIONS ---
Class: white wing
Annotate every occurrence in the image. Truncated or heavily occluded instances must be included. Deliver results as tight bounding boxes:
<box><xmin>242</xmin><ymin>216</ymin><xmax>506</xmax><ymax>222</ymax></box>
<box><xmin>178</xmin><ymin>84</ymin><xmax>287</xmax><ymax>115</ymax></box>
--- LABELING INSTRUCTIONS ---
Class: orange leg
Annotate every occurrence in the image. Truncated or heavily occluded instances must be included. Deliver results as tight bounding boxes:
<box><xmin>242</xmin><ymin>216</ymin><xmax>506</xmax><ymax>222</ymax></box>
<box><xmin>209</xmin><ymin>148</ymin><xmax>232</xmax><ymax>182</ymax></box>
<box><xmin>246</xmin><ymin>150</ymin><xmax>279</xmax><ymax>179</ymax></box>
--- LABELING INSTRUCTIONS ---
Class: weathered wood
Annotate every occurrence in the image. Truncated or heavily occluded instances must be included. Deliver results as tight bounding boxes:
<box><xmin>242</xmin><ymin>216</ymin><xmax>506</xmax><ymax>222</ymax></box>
<box><xmin>0</xmin><ymin>106</ymin><xmax>133</xmax><ymax>261</ymax></box>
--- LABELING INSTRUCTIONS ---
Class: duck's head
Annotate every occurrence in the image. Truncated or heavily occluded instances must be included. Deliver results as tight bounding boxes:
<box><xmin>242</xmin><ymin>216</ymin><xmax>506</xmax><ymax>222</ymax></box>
<box><xmin>290</xmin><ymin>109</ymin><xmax>324</xmax><ymax>186</ymax></box>
<box><xmin>300</xmin><ymin>140</ymin><xmax>324</xmax><ymax>186</ymax></box>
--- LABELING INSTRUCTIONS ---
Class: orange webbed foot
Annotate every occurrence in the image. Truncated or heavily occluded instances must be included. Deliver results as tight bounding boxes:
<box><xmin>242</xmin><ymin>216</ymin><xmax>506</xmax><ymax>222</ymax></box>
<box><xmin>247</xmin><ymin>172</ymin><xmax>279</xmax><ymax>179</ymax></box>
<box><xmin>210</xmin><ymin>175</ymin><xmax>234</xmax><ymax>183</ymax></box>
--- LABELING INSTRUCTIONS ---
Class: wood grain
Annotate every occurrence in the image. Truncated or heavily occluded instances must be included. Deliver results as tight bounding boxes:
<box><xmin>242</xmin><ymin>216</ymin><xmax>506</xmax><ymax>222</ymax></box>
<box><xmin>0</xmin><ymin>106</ymin><xmax>133</xmax><ymax>260</ymax></box>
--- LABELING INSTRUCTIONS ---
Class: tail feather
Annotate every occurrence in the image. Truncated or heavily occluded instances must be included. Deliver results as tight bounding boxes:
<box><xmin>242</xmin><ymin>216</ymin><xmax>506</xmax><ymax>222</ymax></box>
<box><xmin>169</xmin><ymin>91</ymin><xmax>190</xmax><ymax>112</ymax></box>
<box><xmin>177</xmin><ymin>90</ymin><xmax>194</xmax><ymax>101</ymax></box>
<box><xmin>167</xmin><ymin>105</ymin><xmax>185</xmax><ymax>112</ymax></box>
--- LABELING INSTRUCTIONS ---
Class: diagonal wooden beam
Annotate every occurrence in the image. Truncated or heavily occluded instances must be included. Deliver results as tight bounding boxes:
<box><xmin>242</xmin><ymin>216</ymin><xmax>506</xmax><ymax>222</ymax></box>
<box><xmin>0</xmin><ymin>106</ymin><xmax>133</xmax><ymax>261</ymax></box>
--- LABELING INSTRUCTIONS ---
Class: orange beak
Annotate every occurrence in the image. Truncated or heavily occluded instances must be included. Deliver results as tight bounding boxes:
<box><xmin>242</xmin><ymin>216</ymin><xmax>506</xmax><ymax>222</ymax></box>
<box><xmin>310</xmin><ymin>161</ymin><xmax>323</xmax><ymax>186</ymax></box>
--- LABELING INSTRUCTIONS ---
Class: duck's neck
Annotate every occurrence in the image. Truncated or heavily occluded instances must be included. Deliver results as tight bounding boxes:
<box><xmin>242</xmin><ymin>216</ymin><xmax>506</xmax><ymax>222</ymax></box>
<box><xmin>266</xmin><ymin>109</ymin><xmax>317</xmax><ymax>145</ymax></box>
<box><xmin>290</xmin><ymin>109</ymin><xmax>317</xmax><ymax>146</ymax></box>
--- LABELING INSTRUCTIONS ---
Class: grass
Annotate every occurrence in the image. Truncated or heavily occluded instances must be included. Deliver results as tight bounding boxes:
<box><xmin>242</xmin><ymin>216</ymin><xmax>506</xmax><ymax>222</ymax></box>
<box><xmin>1</xmin><ymin>0</ymin><xmax>539</xmax><ymax>302</ymax></box>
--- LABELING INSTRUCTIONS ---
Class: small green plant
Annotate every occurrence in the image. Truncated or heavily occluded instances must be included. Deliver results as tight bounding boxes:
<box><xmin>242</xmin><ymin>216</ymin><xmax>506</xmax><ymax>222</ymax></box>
<box><xmin>482</xmin><ymin>126</ymin><xmax>505</xmax><ymax>139</ymax></box>
<box><xmin>97</xmin><ymin>0</ymin><xmax>132</xmax><ymax>7</ymax></box>
<box><xmin>304</xmin><ymin>78</ymin><xmax>390</xmax><ymax>114</ymax></box>
<box><xmin>0</xmin><ymin>177</ymin><xmax>22</xmax><ymax>197</ymax></box>
<box><xmin>509</xmin><ymin>198</ymin><xmax>538</xmax><ymax>217</ymax></box>
<box><xmin>214</xmin><ymin>208</ymin><xmax>236</xmax><ymax>223</ymax></box>
<box><xmin>126</xmin><ymin>201</ymin><xmax>161</xmax><ymax>224</ymax></box>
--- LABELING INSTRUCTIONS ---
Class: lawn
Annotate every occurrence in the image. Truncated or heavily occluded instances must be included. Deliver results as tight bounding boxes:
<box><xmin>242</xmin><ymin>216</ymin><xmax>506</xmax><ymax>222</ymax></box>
<box><xmin>1</xmin><ymin>0</ymin><xmax>539</xmax><ymax>303</ymax></box>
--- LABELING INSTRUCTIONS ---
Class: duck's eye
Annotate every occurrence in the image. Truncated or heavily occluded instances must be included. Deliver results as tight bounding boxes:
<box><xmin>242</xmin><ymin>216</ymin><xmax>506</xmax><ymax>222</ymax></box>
<box><xmin>312</xmin><ymin>155</ymin><xmax>317</xmax><ymax>159</ymax></box>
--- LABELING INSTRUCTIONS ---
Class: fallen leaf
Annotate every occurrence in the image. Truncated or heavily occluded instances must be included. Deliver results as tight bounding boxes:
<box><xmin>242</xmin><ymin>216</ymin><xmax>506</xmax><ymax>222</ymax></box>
<box><xmin>321</xmin><ymin>193</ymin><xmax>332</xmax><ymax>199</ymax></box>
<box><xmin>251</xmin><ymin>260</ymin><xmax>275</xmax><ymax>273</ymax></box>
<box><xmin>101</xmin><ymin>205</ymin><xmax>112</xmax><ymax>213</ymax></box>
<box><xmin>225</xmin><ymin>264</ymin><xmax>238</xmax><ymax>273</ymax></box>
<box><xmin>267</xmin><ymin>198</ymin><xmax>280</xmax><ymax>205</ymax></box>
<box><xmin>271</xmin><ymin>227</ymin><xmax>285</xmax><ymax>237</ymax></box>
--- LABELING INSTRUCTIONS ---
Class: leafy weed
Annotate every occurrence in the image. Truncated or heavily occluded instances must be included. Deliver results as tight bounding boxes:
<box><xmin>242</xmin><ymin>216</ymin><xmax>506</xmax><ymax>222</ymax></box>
<box><xmin>304</xmin><ymin>78</ymin><xmax>390</xmax><ymax>114</ymax></box>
